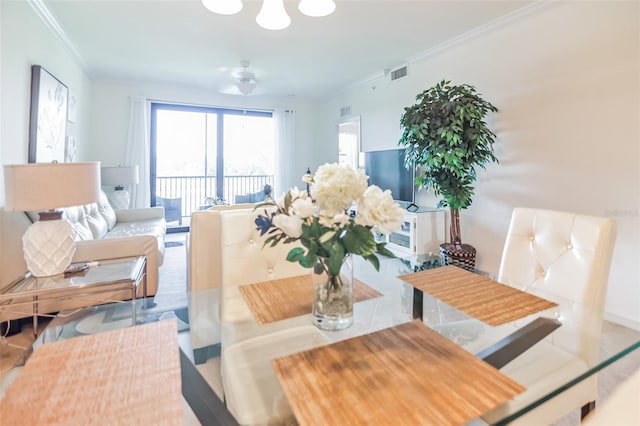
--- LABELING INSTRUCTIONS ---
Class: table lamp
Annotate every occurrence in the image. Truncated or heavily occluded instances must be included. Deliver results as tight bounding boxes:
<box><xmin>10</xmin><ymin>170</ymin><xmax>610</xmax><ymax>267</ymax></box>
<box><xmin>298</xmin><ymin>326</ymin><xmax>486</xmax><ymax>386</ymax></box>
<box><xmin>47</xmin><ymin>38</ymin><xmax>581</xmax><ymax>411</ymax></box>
<box><xmin>3</xmin><ymin>162</ymin><xmax>100</xmax><ymax>277</ymax></box>
<box><xmin>101</xmin><ymin>165</ymin><xmax>139</xmax><ymax>209</ymax></box>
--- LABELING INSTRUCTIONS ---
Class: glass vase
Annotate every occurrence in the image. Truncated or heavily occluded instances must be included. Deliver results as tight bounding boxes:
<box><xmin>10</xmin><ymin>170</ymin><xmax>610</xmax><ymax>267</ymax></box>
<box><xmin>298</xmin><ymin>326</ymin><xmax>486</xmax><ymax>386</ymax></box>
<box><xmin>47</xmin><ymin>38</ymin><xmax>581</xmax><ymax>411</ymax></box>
<box><xmin>312</xmin><ymin>255</ymin><xmax>354</xmax><ymax>331</ymax></box>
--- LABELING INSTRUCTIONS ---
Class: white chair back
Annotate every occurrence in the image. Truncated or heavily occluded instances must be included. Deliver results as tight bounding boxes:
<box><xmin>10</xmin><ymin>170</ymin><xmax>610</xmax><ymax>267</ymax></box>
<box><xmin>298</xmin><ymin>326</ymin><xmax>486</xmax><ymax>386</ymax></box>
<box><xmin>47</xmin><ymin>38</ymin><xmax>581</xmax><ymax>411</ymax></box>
<box><xmin>482</xmin><ymin>208</ymin><xmax>617</xmax><ymax>425</ymax></box>
<box><xmin>498</xmin><ymin>207</ymin><xmax>616</xmax><ymax>311</ymax></box>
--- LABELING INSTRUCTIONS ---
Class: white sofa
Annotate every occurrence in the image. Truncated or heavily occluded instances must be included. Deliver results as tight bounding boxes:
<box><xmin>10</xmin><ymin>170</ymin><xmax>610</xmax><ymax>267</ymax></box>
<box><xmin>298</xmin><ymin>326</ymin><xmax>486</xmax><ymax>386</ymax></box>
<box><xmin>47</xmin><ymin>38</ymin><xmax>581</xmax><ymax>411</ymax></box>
<box><xmin>1</xmin><ymin>190</ymin><xmax>166</xmax><ymax>297</ymax></box>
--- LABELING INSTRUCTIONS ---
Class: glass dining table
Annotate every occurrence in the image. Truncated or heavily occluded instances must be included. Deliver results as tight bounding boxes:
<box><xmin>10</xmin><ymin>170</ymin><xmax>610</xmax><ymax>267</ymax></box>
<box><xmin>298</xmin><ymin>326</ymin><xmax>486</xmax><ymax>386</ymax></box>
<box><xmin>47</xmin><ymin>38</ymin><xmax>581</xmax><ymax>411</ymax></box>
<box><xmin>2</xmin><ymin>254</ymin><xmax>638</xmax><ymax>425</ymax></box>
<box><xmin>193</xmin><ymin>253</ymin><xmax>640</xmax><ymax>425</ymax></box>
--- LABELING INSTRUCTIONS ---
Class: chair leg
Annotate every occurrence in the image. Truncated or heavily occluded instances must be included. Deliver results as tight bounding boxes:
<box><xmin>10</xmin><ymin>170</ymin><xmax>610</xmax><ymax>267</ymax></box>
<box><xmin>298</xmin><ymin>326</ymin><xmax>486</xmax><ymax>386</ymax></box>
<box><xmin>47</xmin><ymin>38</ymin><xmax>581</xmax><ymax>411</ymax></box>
<box><xmin>581</xmin><ymin>401</ymin><xmax>596</xmax><ymax>421</ymax></box>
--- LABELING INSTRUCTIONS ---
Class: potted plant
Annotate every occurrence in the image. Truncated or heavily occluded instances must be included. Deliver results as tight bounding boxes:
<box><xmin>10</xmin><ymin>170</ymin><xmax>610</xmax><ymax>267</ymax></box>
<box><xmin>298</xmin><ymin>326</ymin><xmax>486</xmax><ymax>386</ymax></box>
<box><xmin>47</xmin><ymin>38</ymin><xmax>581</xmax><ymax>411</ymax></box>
<box><xmin>399</xmin><ymin>80</ymin><xmax>499</xmax><ymax>269</ymax></box>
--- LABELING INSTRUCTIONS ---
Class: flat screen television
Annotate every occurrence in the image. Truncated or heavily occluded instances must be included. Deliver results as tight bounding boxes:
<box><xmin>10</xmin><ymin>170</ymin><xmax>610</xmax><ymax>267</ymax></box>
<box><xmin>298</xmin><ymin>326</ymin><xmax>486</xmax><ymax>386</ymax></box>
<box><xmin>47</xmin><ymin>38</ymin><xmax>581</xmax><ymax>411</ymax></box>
<box><xmin>363</xmin><ymin>149</ymin><xmax>415</xmax><ymax>204</ymax></box>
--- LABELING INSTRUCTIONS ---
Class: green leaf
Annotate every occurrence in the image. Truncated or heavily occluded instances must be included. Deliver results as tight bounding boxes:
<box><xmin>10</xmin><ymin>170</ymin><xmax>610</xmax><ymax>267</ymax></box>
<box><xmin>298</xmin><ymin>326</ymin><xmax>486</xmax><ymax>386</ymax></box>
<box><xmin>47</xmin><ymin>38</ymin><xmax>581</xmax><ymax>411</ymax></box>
<box><xmin>343</xmin><ymin>225</ymin><xmax>377</xmax><ymax>256</ymax></box>
<box><xmin>328</xmin><ymin>243</ymin><xmax>345</xmax><ymax>276</ymax></box>
<box><xmin>286</xmin><ymin>247</ymin><xmax>305</xmax><ymax>262</ymax></box>
<box><xmin>376</xmin><ymin>243</ymin><xmax>396</xmax><ymax>259</ymax></box>
<box><xmin>364</xmin><ymin>254</ymin><xmax>380</xmax><ymax>272</ymax></box>
<box><xmin>300</xmin><ymin>252</ymin><xmax>317</xmax><ymax>268</ymax></box>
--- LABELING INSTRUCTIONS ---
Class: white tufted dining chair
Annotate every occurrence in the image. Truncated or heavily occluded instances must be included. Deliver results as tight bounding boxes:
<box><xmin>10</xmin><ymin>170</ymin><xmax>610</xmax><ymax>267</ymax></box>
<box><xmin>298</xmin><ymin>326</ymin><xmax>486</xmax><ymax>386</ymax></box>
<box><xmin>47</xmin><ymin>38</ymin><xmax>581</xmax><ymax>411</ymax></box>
<box><xmin>481</xmin><ymin>207</ymin><xmax>617</xmax><ymax>425</ymax></box>
<box><xmin>202</xmin><ymin>207</ymin><xmax>330</xmax><ymax>425</ymax></box>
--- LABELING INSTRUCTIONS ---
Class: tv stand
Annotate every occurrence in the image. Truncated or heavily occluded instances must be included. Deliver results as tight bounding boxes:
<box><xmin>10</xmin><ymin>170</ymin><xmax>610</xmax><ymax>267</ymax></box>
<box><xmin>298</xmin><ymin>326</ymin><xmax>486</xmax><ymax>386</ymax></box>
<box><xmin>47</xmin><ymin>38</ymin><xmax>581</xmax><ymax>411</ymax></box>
<box><xmin>381</xmin><ymin>208</ymin><xmax>446</xmax><ymax>256</ymax></box>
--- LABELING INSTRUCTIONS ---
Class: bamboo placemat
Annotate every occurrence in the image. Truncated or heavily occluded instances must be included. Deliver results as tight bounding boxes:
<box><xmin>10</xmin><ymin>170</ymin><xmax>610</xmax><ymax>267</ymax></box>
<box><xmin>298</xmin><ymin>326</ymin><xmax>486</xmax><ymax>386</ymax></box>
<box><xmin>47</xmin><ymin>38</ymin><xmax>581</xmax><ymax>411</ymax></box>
<box><xmin>0</xmin><ymin>320</ymin><xmax>183</xmax><ymax>425</ymax></box>
<box><xmin>399</xmin><ymin>265</ymin><xmax>557</xmax><ymax>326</ymax></box>
<box><xmin>239</xmin><ymin>274</ymin><xmax>382</xmax><ymax>324</ymax></box>
<box><xmin>273</xmin><ymin>320</ymin><xmax>525</xmax><ymax>426</ymax></box>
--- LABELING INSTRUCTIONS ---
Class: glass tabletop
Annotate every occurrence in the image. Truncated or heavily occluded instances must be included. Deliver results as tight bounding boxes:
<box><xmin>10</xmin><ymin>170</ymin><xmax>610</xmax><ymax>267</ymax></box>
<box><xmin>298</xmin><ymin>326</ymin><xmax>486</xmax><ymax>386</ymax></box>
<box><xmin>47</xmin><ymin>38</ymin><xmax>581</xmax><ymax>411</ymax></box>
<box><xmin>0</xmin><ymin>257</ymin><xmax>145</xmax><ymax>296</ymax></box>
<box><xmin>2</xmin><ymin>254</ymin><xmax>638</xmax><ymax>426</ymax></box>
<box><xmin>216</xmin><ymin>254</ymin><xmax>640</xmax><ymax>424</ymax></box>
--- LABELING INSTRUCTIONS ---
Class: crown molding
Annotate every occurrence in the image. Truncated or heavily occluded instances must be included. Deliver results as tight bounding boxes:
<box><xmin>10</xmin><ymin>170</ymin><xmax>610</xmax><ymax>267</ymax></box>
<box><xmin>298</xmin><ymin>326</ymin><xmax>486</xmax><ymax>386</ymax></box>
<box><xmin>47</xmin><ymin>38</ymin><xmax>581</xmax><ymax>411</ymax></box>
<box><xmin>344</xmin><ymin>0</ymin><xmax>551</xmax><ymax>94</ymax></box>
<box><xmin>26</xmin><ymin>0</ymin><xmax>91</xmax><ymax>75</ymax></box>
<box><xmin>406</xmin><ymin>1</ymin><xmax>550</xmax><ymax>65</ymax></box>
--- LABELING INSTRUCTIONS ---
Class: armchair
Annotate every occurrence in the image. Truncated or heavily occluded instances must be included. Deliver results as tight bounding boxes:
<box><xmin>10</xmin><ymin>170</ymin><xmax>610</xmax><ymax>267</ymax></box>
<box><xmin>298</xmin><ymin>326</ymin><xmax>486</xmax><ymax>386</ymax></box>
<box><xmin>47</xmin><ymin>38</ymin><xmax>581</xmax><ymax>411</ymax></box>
<box><xmin>156</xmin><ymin>196</ymin><xmax>182</xmax><ymax>225</ymax></box>
<box><xmin>233</xmin><ymin>184</ymin><xmax>272</xmax><ymax>204</ymax></box>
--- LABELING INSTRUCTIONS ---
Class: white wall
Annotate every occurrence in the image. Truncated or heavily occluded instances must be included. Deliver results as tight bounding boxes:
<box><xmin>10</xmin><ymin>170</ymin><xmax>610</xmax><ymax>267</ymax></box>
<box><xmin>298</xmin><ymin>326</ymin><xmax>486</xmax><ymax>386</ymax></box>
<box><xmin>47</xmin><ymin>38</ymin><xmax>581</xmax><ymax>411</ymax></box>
<box><xmin>0</xmin><ymin>0</ymin><xmax>93</xmax><ymax>202</ymax></box>
<box><xmin>88</xmin><ymin>80</ymin><xmax>319</xmax><ymax>194</ymax></box>
<box><xmin>318</xmin><ymin>1</ymin><xmax>640</xmax><ymax>328</ymax></box>
<box><xmin>0</xmin><ymin>1</ymin><xmax>93</xmax><ymax>286</ymax></box>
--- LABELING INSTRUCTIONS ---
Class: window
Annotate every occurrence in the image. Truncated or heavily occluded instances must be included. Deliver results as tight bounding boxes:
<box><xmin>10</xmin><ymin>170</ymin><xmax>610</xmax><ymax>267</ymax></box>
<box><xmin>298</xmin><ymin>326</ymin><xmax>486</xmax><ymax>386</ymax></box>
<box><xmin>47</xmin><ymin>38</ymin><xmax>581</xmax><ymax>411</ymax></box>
<box><xmin>150</xmin><ymin>103</ymin><xmax>274</xmax><ymax>229</ymax></box>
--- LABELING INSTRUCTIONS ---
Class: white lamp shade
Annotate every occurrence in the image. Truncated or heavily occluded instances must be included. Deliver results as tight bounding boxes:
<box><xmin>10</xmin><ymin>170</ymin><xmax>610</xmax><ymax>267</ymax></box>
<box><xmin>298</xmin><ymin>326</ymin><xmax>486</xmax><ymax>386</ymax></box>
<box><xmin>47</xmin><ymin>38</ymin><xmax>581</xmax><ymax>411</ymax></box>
<box><xmin>256</xmin><ymin>0</ymin><xmax>291</xmax><ymax>30</ymax></box>
<box><xmin>298</xmin><ymin>0</ymin><xmax>336</xmax><ymax>17</ymax></box>
<box><xmin>202</xmin><ymin>0</ymin><xmax>243</xmax><ymax>15</ymax></box>
<box><xmin>101</xmin><ymin>165</ymin><xmax>139</xmax><ymax>186</ymax></box>
<box><xmin>3</xmin><ymin>162</ymin><xmax>100</xmax><ymax>212</ymax></box>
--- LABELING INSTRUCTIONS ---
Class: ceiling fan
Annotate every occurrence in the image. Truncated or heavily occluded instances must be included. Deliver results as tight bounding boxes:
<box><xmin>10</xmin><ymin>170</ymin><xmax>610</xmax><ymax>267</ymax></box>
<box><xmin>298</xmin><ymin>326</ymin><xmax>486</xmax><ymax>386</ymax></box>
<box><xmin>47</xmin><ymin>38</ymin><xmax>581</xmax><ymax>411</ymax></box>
<box><xmin>220</xmin><ymin>60</ymin><xmax>257</xmax><ymax>96</ymax></box>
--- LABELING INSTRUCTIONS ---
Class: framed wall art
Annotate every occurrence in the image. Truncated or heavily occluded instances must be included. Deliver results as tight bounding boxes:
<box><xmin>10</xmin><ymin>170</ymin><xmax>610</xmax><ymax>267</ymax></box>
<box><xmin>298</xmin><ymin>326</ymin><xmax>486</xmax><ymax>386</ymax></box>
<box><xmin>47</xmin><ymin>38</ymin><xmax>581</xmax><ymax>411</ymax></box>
<box><xmin>28</xmin><ymin>65</ymin><xmax>68</xmax><ymax>163</ymax></box>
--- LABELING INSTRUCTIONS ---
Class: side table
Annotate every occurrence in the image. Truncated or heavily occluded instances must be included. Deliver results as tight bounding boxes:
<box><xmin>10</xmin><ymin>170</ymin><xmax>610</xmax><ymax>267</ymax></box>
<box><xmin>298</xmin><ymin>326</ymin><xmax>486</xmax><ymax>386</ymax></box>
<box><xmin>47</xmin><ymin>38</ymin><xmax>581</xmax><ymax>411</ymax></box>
<box><xmin>0</xmin><ymin>257</ymin><xmax>147</xmax><ymax>337</ymax></box>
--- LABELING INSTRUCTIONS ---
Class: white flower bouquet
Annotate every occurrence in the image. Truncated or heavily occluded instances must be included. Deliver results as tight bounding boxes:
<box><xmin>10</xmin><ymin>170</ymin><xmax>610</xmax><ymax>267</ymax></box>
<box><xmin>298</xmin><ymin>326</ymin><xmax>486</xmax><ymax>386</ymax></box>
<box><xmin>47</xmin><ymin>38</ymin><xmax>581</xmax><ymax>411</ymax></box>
<box><xmin>255</xmin><ymin>163</ymin><xmax>405</xmax><ymax>277</ymax></box>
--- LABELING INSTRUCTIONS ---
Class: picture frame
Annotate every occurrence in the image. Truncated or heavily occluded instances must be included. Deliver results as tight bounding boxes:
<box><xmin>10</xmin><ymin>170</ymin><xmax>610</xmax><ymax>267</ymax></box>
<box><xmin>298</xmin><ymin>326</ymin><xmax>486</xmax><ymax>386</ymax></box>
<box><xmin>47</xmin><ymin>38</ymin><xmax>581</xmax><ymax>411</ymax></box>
<box><xmin>67</xmin><ymin>94</ymin><xmax>77</xmax><ymax>123</ymax></box>
<box><xmin>28</xmin><ymin>65</ymin><xmax>68</xmax><ymax>163</ymax></box>
<box><xmin>65</xmin><ymin>135</ymin><xmax>77</xmax><ymax>162</ymax></box>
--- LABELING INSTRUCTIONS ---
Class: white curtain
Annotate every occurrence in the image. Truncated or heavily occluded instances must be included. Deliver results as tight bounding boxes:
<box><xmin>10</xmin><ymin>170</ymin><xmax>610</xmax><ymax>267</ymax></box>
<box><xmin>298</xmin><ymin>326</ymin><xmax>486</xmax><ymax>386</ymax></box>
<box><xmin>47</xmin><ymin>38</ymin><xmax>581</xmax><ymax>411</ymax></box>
<box><xmin>125</xmin><ymin>96</ymin><xmax>150</xmax><ymax>208</ymax></box>
<box><xmin>274</xmin><ymin>109</ymin><xmax>296</xmax><ymax>197</ymax></box>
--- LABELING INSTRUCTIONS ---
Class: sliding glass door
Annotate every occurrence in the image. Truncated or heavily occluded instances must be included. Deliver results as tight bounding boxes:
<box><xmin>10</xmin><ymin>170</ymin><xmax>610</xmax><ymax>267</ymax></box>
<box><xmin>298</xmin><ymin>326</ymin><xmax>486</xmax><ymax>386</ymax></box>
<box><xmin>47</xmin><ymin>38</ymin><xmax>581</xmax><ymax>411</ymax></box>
<box><xmin>150</xmin><ymin>103</ymin><xmax>274</xmax><ymax>230</ymax></box>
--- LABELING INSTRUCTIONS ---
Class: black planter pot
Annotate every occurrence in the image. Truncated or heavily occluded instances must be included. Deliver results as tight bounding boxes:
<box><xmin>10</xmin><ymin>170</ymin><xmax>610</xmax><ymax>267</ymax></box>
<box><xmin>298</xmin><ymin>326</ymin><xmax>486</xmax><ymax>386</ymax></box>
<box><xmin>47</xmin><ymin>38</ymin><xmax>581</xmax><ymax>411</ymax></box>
<box><xmin>439</xmin><ymin>243</ymin><xmax>477</xmax><ymax>271</ymax></box>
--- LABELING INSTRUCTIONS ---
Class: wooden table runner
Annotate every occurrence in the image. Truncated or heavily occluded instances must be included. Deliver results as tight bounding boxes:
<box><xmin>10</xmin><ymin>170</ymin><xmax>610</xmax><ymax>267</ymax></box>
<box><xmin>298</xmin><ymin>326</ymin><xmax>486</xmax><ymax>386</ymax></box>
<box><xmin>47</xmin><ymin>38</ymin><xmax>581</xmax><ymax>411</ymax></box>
<box><xmin>239</xmin><ymin>274</ymin><xmax>382</xmax><ymax>324</ymax></box>
<box><xmin>400</xmin><ymin>265</ymin><xmax>557</xmax><ymax>326</ymax></box>
<box><xmin>0</xmin><ymin>320</ymin><xmax>183</xmax><ymax>425</ymax></box>
<box><xmin>273</xmin><ymin>320</ymin><xmax>525</xmax><ymax>426</ymax></box>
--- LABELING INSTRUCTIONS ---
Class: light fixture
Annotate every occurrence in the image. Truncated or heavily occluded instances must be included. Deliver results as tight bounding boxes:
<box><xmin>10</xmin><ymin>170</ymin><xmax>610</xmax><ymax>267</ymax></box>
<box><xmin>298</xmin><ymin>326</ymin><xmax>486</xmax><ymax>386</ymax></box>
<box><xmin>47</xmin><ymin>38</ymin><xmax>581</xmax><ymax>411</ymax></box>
<box><xmin>237</xmin><ymin>80</ymin><xmax>256</xmax><ymax>96</ymax></box>
<box><xmin>3</xmin><ymin>162</ymin><xmax>101</xmax><ymax>277</ymax></box>
<box><xmin>256</xmin><ymin>0</ymin><xmax>291</xmax><ymax>30</ymax></box>
<box><xmin>235</xmin><ymin>60</ymin><xmax>256</xmax><ymax>96</ymax></box>
<box><xmin>298</xmin><ymin>0</ymin><xmax>336</xmax><ymax>17</ymax></box>
<box><xmin>201</xmin><ymin>0</ymin><xmax>243</xmax><ymax>15</ymax></box>
<box><xmin>202</xmin><ymin>0</ymin><xmax>335</xmax><ymax>31</ymax></box>
<box><xmin>101</xmin><ymin>165</ymin><xmax>139</xmax><ymax>209</ymax></box>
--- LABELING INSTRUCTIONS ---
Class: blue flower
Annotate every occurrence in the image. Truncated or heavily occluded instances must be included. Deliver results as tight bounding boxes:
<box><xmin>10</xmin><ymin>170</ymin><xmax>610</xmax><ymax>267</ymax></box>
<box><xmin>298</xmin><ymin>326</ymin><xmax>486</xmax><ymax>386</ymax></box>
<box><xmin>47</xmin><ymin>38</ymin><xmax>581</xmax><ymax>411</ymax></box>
<box><xmin>255</xmin><ymin>212</ymin><xmax>274</xmax><ymax>236</ymax></box>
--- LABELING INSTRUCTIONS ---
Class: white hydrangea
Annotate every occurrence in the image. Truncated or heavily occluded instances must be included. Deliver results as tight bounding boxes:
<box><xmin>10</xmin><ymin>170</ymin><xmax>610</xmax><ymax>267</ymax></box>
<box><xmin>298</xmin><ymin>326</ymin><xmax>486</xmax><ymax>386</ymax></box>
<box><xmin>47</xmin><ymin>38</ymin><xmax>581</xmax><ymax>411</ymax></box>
<box><xmin>356</xmin><ymin>185</ymin><xmax>405</xmax><ymax>234</ymax></box>
<box><xmin>311</xmin><ymin>163</ymin><xmax>368</xmax><ymax>217</ymax></box>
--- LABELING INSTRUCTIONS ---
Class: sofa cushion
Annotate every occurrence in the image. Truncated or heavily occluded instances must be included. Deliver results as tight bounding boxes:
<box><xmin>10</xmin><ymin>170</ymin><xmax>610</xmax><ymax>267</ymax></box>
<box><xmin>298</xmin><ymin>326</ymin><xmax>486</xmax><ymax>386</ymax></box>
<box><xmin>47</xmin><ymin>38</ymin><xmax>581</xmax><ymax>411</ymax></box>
<box><xmin>105</xmin><ymin>218</ymin><xmax>166</xmax><ymax>263</ymax></box>
<box><xmin>97</xmin><ymin>190</ymin><xmax>117</xmax><ymax>230</ymax></box>
<box><xmin>106</xmin><ymin>219</ymin><xmax>166</xmax><ymax>241</ymax></box>
<box><xmin>84</xmin><ymin>203</ymin><xmax>109</xmax><ymax>239</ymax></box>
<box><xmin>63</xmin><ymin>206</ymin><xmax>94</xmax><ymax>241</ymax></box>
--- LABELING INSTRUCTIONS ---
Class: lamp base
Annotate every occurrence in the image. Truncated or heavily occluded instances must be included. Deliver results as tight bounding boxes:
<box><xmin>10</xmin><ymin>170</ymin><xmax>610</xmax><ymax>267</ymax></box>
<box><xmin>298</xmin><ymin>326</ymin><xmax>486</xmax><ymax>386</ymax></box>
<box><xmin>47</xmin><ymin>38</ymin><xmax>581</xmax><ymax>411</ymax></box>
<box><xmin>108</xmin><ymin>188</ymin><xmax>131</xmax><ymax>210</ymax></box>
<box><xmin>23</xmin><ymin>218</ymin><xmax>75</xmax><ymax>277</ymax></box>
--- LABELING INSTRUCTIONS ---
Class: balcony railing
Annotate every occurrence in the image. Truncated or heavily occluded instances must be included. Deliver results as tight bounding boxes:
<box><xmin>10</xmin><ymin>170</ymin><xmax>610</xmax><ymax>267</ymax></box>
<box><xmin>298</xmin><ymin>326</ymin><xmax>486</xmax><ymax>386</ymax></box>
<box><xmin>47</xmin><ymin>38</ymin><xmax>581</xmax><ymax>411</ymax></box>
<box><xmin>155</xmin><ymin>174</ymin><xmax>274</xmax><ymax>220</ymax></box>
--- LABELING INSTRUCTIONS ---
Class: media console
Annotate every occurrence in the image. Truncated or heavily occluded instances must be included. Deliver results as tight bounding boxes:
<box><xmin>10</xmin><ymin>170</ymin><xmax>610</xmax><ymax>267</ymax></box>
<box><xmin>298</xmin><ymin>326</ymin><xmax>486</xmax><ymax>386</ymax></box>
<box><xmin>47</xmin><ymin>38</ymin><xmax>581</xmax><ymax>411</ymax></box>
<box><xmin>378</xmin><ymin>207</ymin><xmax>446</xmax><ymax>256</ymax></box>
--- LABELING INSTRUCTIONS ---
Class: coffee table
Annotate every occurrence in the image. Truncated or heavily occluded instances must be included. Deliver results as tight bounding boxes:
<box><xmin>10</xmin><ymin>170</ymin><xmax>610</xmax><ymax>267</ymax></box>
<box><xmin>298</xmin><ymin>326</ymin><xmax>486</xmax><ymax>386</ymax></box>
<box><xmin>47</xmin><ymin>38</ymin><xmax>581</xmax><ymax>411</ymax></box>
<box><xmin>0</xmin><ymin>256</ymin><xmax>147</xmax><ymax>336</ymax></box>
<box><xmin>1</xmin><ymin>255</ymin><xmax>638</xmax><ymax>425</ymax></box>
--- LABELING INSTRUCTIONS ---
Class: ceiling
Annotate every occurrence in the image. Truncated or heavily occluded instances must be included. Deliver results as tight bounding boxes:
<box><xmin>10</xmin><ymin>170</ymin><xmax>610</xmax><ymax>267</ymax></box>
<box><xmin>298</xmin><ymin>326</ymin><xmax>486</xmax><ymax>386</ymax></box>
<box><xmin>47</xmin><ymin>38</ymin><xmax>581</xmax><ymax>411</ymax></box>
<box><xmin>42</xmin><ymin>0</ymin><xmax>534</xmax><ymax>99</ymax></box>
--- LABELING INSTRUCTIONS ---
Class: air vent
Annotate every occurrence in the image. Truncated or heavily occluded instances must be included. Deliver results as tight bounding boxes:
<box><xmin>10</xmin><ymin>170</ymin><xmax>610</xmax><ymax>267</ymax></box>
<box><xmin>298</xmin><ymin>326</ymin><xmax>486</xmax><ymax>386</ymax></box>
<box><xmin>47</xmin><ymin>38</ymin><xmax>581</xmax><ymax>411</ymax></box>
<box><xmin>390</xmin><ymin>65</ymin><xmax>408</xmax><ymax>81</ymax></box>
<box><xmin>340</xmin><ymin>105</ymin><xmax>352</xmax><ymax>117</ymax></box>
